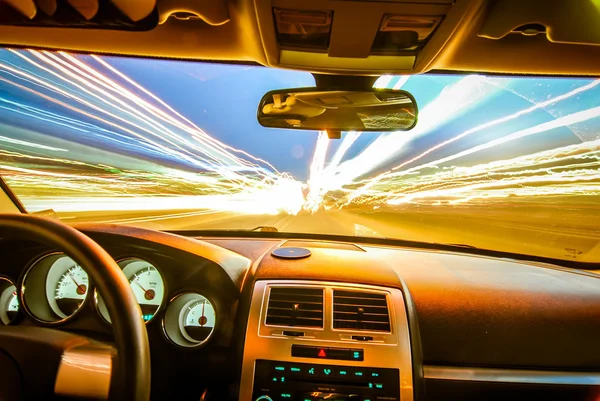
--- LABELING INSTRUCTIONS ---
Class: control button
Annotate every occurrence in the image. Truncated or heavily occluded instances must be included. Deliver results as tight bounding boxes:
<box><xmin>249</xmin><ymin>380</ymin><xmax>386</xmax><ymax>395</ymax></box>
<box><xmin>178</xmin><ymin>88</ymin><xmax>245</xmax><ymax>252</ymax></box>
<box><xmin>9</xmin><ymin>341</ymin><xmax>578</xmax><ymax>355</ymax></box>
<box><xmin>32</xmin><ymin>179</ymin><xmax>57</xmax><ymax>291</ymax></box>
<box><xmin>321</xmin><ymin>366</ymin><xmax>333</xmax><ymax>377</ymax></box>
<box><xmin>317</xmin><ymin>348</ymin><xmax>327</xmax><ymax>358</ymax></box>
<box><xmin>336</xmin><ymin>367</ymin><xmax>350</xmax><ymax>378</ymax></box>
<box><xmin>375</xmin><ymin>383</ymin><xmax>384</xmax><ymax>389</ymax></box>
<box><xmin>280</xmin><ymin>392</ymin><xmax>294</xmax><ymax>399</ymax></box>
<box><xmin>271</xmin><ymin>376</ymin><xmax>286</xmax><ymax>383</ymax></box>
<box><xmin>353</xmin><ymin>368</ymin><xmax>366</xmax><ymax>378</ymax></box>
<box><xmin>289</xmin><ymin>365</ymin><xmax>303</xmax><ymax>376</ymax></box>
<box><xmin>255</xmin><ymin>396</ymin><xmax>273</xmax><ymax>401</ymax></box>
<box><xmin>368</xmin><ymin>369</ymin><xmax>381</xmax><ymax>378</ymax></box>
<box><xmin>351</xmin><ymin>349</ymin><xmax>364</xmax><ymax>361</ymax></box>
<box><xmin>274</xmin><ymin>365</ymin><xmax>286</xmax><ymax>372</ymax></box>
<box><xmin>307</xmin><ymin>366</ymin><xmax>317</xmax><ymax>376</ymax></box>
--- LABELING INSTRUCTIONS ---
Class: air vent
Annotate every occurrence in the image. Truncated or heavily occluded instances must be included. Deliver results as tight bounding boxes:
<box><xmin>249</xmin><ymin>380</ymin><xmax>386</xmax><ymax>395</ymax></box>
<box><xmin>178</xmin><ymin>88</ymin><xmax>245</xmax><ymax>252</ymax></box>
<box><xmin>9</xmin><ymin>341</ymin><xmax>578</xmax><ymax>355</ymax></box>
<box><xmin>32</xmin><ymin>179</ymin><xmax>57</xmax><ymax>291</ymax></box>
<box><xmin>333</xmin><ymin>290</ymin><xmax>390</xmax><ymax>332</ymax></box>
<box><xmin>266</xmin><ymin>287</ymin><xmax>324</xmax><ymax>328</ymax></box>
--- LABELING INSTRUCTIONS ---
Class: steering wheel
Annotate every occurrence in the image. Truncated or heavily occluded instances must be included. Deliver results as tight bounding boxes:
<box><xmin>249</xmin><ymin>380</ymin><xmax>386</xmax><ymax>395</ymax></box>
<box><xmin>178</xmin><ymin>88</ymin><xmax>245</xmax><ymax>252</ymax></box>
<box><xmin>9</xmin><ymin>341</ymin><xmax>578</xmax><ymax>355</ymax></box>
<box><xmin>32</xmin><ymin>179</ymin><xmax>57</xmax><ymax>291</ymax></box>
<box><xmin>0</xmin><ymin>214</ymin><xmax>151</xmax><ymax>401</ymax></box>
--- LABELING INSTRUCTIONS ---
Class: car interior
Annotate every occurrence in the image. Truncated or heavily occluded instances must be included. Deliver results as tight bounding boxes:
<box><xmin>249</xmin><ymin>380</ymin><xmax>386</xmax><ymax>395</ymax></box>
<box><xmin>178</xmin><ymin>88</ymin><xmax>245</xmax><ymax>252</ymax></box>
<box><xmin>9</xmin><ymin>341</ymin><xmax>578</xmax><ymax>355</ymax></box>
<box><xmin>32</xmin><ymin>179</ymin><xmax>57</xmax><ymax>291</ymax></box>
<box><xmin>0</xmin><ymin>0</ymin><xmax>599</xmax><ymax>401</ymax></box>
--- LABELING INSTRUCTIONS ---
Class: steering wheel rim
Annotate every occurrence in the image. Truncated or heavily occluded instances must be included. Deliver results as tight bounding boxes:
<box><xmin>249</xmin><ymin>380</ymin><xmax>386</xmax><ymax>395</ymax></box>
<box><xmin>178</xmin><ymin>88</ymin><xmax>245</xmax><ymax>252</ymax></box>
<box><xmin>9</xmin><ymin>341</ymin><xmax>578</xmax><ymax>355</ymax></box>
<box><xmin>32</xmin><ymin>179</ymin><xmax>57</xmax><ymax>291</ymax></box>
<box><xmin>0</xmin><ymin>214</ymin><xmax>151</xmax><ymax>401</ymax></box>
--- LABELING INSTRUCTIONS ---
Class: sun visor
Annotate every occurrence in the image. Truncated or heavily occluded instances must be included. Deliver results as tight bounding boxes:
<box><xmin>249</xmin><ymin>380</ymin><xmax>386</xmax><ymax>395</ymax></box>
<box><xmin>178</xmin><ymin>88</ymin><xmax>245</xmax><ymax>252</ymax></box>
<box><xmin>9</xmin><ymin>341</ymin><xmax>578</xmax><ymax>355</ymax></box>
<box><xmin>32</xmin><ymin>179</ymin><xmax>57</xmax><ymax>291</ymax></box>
<box><xmin>0</xmin><ymin>0</ymin><xmax>158</xmax><ymax>30</ymax></box>
<box><xmin>478</xmin><ymin>0</ymin><xmax>600</xmax><ymax>46</ymax></box>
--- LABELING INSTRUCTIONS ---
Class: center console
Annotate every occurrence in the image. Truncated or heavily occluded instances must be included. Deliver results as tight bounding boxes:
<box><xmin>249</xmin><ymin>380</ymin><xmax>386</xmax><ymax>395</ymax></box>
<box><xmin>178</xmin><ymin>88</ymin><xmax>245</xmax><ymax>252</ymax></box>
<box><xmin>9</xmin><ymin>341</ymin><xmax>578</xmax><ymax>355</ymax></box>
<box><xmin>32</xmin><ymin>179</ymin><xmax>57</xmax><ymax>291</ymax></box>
<box><xmin>239</xmin><ymin>281</ymin><xmax>413</xmax><ymax>401</ymax></box>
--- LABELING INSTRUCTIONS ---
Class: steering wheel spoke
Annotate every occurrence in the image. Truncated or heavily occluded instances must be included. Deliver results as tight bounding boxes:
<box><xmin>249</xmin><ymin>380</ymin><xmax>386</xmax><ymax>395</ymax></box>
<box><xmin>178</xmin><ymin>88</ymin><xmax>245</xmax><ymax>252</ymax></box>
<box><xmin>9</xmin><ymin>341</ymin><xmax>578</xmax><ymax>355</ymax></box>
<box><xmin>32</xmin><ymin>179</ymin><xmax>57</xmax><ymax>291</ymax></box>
<box><xmin>0</xmin><ymin>326</ymin><xmax>114</xmax><ymax>400</ymax></box>
<box><xmin>55</xmin><ymin>340</ymin><xmax>115</xmax><ymax>399</ymax></box>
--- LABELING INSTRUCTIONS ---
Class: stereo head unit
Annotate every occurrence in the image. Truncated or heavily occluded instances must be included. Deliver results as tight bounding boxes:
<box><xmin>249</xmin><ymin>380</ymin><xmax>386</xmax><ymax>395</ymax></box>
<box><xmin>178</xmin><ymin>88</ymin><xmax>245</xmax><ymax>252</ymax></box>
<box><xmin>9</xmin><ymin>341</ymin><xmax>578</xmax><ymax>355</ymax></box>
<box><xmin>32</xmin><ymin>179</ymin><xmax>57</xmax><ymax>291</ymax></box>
<box><xmin>253</xmin><ymin>359</ymin><xmax>400</xmax><ymax>401</ymax></box>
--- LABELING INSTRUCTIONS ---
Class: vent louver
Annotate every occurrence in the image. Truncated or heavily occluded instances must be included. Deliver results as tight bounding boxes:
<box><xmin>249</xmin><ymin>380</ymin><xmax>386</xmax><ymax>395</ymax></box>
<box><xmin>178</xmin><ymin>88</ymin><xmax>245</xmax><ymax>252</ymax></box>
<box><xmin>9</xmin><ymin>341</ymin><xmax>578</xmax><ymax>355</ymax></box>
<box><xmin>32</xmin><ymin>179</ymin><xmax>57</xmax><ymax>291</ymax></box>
<box><xmin>333</xmin><ymin>290</ymin><xmax>390</xmax><ymax>332</ymax></box>
<box><xmin>266</xmin><ymin>287</ymin><xmax>323</xmax><ymax>328</ymax></box>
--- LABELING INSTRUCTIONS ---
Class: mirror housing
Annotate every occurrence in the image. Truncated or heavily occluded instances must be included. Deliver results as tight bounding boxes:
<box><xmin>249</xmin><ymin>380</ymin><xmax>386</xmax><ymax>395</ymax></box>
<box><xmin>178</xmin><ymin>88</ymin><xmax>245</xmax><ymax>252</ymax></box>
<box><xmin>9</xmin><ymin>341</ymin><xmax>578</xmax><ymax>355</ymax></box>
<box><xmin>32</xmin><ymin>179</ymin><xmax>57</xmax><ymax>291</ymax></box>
<box><xmin>257</xmin><ymin>88</ymin><xmax>418</xmax><ymax>136</ymax></box>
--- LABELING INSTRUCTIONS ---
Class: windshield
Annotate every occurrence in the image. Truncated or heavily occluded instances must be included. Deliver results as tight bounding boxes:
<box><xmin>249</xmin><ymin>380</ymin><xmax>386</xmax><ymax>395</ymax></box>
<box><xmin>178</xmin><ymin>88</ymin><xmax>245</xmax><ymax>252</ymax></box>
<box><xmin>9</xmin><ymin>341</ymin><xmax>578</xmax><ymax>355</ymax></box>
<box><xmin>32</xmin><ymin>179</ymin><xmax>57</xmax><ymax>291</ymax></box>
<box><xmin>0</xmin><ymin>49</ymin><xmax>598</xmax><ymax>262</ymax></box>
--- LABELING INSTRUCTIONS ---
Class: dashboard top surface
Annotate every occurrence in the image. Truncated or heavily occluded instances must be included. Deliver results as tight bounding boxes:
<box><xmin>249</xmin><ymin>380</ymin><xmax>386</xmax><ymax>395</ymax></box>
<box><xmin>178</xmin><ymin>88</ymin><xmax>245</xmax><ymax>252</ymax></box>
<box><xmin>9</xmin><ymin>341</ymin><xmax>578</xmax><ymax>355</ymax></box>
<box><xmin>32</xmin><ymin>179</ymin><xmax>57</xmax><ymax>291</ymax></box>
<box><xmin>204</xmin><ymin>235</ymin><xmax>600</xmax><ymax>370</ymax></box>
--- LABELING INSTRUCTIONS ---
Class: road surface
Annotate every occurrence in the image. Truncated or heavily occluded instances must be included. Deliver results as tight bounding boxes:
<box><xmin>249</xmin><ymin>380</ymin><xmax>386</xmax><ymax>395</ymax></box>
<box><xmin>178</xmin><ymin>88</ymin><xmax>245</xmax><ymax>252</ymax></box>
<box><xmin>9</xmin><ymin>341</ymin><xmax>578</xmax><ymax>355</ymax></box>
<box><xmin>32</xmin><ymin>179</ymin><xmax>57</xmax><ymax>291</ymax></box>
<box><xmin>55</xmin><ymin>199</ymin><xmax>600</xmax><ymax>263</ymax></box>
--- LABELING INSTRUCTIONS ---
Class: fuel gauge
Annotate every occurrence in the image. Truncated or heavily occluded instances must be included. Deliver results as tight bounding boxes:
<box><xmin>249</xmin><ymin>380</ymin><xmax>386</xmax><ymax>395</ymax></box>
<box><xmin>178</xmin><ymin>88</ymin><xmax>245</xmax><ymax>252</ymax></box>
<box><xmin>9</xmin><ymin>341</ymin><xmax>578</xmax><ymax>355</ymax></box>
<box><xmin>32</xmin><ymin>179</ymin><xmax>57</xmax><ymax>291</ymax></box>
<box><xmin>163</xmin><ymin>293</ymin><xmax>217</xmax><ymax>348</ymax></box>
<box><xmin>181</xmin><ymin>297</ymin><xmax>216</xmax><ymax>343</ymax></box>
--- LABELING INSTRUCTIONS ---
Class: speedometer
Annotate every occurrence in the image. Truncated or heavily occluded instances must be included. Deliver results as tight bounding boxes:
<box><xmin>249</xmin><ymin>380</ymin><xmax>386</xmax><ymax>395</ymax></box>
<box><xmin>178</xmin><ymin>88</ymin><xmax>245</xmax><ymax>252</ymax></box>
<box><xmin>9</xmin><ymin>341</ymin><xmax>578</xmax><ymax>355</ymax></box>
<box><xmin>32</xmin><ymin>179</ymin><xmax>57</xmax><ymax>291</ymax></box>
<box><xmin>22</xmin><ymin>253</ymin><xmax>90</xmax><ymax>323</ymax></box>
<box><xmin>96</xmin><ymin>258</ymin><xmax>165</xmax><ymax>324</ymax></box>
<box><xmin>53</xmin><ymin>264</ymin><xmax>88</xmax><ymax>318</ymax></box>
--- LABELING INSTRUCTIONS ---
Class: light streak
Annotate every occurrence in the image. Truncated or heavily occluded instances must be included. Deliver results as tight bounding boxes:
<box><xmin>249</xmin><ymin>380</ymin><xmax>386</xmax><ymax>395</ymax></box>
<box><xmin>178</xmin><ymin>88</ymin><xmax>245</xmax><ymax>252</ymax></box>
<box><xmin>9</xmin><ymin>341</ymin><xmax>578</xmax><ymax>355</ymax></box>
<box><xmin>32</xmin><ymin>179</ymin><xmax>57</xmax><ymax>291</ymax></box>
<box><xmin>0</xmin><ymin>132</ymin><xmax>67</xmax><ymax>152</ymax></box>
<box><xmin>304</xmin><ymin>131</ymin><xmax>330</xmax><ymax>213</ymax></box>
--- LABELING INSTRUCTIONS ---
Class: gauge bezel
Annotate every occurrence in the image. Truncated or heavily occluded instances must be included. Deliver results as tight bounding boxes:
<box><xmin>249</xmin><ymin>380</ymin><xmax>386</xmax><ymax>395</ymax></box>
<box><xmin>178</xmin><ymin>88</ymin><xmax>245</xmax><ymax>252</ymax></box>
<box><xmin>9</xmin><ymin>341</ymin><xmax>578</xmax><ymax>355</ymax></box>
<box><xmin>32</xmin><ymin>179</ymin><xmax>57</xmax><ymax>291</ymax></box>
<box><xmin>20</xmin><ymin>252</ymin><xmax>91</xmax><ymax>325</ymax></box>
<box><xmin>0</xmin><ymin>275</ymin><xmax>19</xmax><ymax>325</ymax></box>
<box><xmin>161</xmin><ymin>292</ymin><xmax>217</xmax><ymax>349</ymax></box>
<box><xmin>94</xmin><ymin>256</ymin><xmax>167</xmax><ymax>325</ymax></box>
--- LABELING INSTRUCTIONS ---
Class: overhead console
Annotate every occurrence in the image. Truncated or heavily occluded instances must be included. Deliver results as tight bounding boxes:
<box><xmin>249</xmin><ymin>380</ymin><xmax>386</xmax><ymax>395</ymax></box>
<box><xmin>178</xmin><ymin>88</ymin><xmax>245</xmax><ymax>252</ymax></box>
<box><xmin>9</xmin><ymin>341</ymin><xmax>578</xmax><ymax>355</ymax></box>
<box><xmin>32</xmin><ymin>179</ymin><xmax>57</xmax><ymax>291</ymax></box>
<box><xmin>239</xmin><ymin>281</ymin><xmax>413</xmax><ymax>401</ymax></box>
<box><xmin>254</xmin><ymin>0</ymin><xmax>457</xmax><ymax>74</ymax></box>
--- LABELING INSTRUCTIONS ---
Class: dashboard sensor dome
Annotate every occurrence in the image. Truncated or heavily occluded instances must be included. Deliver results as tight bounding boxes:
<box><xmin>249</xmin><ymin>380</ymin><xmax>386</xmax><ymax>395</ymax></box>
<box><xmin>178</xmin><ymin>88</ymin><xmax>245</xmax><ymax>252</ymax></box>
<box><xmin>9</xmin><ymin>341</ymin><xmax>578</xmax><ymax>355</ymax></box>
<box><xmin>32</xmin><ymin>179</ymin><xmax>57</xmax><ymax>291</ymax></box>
<box><xmin>272</xmin><ymin>247</ymin><xmax>312</xmax><ymax>259</ymax></box>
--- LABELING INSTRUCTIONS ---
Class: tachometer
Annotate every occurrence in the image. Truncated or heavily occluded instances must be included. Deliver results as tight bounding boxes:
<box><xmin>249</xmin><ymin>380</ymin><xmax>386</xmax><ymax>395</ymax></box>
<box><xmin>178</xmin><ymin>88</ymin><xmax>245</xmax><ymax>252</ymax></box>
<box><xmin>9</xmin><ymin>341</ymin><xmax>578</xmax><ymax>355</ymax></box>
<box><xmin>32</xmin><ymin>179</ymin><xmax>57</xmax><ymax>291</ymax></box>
<box><xmin>128</xmin><ymin>264</ymin><xmax>164</xmax><ymax>321</ymax></box>
<box><xmin>0</xmin><ymin>277</ymin><xmax>19</xmax><ymax>325</ymax></box>
<box><xmin>96</xmin><ymin>258</ymin><xmax>165</xmax><ymax>324</ymax></box>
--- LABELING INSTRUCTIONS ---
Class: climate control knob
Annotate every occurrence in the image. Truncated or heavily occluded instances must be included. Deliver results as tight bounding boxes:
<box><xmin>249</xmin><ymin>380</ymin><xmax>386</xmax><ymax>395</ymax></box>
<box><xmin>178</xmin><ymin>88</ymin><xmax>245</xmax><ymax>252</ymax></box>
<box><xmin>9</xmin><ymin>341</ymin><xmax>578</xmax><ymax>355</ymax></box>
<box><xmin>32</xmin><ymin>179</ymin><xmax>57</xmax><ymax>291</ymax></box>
<box><xmin>255</xmin><ymin>396</ymin><xmax>273</xmax><ymax>401</ymax></box>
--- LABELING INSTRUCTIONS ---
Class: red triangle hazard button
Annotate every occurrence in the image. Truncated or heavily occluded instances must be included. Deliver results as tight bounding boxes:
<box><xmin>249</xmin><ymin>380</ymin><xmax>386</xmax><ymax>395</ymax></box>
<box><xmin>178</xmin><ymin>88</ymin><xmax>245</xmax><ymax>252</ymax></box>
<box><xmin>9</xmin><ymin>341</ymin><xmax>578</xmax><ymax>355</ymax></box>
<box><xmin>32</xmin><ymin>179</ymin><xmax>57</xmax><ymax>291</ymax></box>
<box><xmin>318</xmin><ymin>349</ymin><xmax>327</xmax><ymax>358</ymax></box>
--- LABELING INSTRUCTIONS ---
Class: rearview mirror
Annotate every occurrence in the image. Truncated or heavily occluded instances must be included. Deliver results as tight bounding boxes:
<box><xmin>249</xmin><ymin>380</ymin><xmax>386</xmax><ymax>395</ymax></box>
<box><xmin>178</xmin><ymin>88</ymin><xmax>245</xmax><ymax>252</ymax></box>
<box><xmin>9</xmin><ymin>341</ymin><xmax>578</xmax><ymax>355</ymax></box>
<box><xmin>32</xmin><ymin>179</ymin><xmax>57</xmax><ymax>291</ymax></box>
<box><xmin>257</xmin><ymin>88</ymin><xmax>418</xmax><ymax>134</ymax></box>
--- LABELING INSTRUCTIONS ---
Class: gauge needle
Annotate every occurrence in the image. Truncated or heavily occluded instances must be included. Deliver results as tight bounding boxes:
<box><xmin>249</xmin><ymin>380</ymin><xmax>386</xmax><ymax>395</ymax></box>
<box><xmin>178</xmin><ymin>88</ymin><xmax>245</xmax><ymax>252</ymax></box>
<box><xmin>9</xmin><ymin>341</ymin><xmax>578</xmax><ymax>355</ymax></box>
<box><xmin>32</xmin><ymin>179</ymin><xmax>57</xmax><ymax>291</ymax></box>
<box><xmin>69</xmin><ymin>274</ymin><xmax>87</xmax><ymax>295</ymax></box>
<box><xmin>132</xmin><ymin>277</ymin><xmax>155</xmax><ymax>301</ymax></box>
<box><xmin>199</xmin><ymin>301</ymin><xmax>208</xmax><ymax>326</ymax></box>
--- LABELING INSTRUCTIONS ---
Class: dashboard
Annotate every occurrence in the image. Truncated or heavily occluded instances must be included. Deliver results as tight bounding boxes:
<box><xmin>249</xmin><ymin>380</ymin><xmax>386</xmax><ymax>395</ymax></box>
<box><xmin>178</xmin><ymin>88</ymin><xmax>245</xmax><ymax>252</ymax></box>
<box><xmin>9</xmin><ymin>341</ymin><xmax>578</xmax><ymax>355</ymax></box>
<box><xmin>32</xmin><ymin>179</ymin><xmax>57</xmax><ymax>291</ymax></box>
<box><xmin>1</xmin><ymin>223</ymin><xmax>600</xmax><ymax>401</ymax></box>
<box><xmin>0</xmin><ymin>224</ymin><xmax>248</xmax><ymax>400</ymax></box>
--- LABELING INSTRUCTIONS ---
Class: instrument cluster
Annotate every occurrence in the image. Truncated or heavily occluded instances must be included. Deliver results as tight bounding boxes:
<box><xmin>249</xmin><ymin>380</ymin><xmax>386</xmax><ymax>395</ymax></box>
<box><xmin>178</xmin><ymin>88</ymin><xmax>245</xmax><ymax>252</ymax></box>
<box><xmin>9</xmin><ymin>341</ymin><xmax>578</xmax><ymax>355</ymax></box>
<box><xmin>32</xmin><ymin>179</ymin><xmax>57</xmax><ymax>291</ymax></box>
<box><xmin>0</xmin><ymin>252</ymin><xmax>217</xmax><ymax>348</ymax></box>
